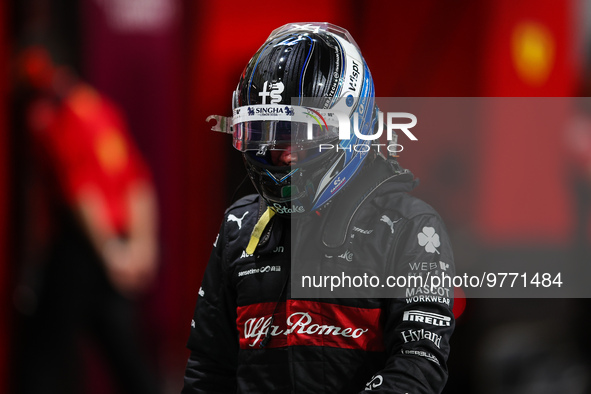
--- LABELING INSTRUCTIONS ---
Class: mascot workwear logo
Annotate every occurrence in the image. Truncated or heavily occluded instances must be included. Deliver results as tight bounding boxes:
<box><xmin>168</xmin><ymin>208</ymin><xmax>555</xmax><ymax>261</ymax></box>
<box><xmin>236</xmin><ymin>300</ymin><xmax>384</xmax><ymax>350</ymax></box>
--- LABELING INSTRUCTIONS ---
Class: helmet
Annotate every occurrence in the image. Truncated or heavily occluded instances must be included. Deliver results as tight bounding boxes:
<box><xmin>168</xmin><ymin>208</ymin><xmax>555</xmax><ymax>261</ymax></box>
<box><xmin>217</xmin><ymin>22</ymin><xmax>378</xmax><ymax>216</ymax></box>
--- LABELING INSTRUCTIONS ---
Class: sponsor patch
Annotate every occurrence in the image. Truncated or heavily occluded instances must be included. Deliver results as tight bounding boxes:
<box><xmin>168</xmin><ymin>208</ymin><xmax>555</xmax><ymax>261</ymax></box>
<box><xmin>236</xmin><ymin>300</ymin><xmax>384</xmax><ymax>350</ymax></box>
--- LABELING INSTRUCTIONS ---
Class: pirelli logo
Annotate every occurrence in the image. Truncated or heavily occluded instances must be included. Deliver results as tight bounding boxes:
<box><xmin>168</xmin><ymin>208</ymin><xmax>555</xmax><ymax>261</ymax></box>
<box><xmin>402</xmin><ymin>310</ymin><xmax>451</xmax><ymax>327</ymax></box>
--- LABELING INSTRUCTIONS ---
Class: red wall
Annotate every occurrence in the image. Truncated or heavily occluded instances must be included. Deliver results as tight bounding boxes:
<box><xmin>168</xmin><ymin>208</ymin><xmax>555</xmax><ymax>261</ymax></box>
<box><xmin>475</xmin><ymin>0</ymin><xmax>577</xmax><ymax>245</ymax></box>
<box><xmin>0</xmin><ymin>1</ymin><xmax>9</xmax><ymax>392</ymax></box>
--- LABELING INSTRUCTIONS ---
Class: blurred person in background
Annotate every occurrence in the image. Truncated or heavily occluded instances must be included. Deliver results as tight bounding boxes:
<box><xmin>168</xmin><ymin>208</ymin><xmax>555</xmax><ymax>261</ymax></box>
<box><xmin>565</xmin><ymin>97</ymin><xmax>591</xmax><ymax>263</ymax></box>
<box><xmin>564</xmin><ymin>91</ymin><xmax>591</xmax><ymax>388</ymax></box>
<box><xmin>182</xmin><ymin>22</ymin><xmax>455</xmax><ymax>394</ymax></box>
<box><xmin>11</xmin><ymin>46</ymin><xmax>161</xmax><ymax>394</ymax></box>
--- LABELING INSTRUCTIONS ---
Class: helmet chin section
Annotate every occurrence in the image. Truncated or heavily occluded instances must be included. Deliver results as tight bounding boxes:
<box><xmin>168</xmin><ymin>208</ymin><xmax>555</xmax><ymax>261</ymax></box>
<box><xmin>243</xmin><ymin>147</ymin><xmax>339</xmax><ymax>217</ymax></box>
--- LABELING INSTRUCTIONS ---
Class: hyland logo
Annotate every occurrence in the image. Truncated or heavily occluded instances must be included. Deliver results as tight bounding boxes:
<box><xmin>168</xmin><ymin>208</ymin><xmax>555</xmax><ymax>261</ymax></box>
<box><xmin>402</xmin><ymin>310</ymin><xmax>451</xmax><ymax>327</ymax></box>
<box><xmin>401</xmin><ymin>328</ymin><xmax>442</xmax><ymax>348</ymax></box>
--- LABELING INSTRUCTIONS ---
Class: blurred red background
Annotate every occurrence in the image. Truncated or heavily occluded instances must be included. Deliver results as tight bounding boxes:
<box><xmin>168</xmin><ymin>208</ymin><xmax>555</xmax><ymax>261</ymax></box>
<box><xmin>2</xmin><ymin>0</ymin><xmax>590</xmax><ymax>393</ymax></box>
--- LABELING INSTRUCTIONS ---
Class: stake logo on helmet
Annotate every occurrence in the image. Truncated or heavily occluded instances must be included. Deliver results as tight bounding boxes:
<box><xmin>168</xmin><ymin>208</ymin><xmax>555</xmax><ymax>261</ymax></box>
<box><xmin>208</xmin><ymin>22</ymin><xmax>379</xmax><ymax>216</ymax></box>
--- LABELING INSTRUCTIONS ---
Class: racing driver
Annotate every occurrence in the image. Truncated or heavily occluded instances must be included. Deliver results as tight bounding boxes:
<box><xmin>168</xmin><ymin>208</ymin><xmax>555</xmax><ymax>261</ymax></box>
<box><xmin>182</xmin><ymin>22</ymin><xmax>455</xmax><ymax>394</ymax></box>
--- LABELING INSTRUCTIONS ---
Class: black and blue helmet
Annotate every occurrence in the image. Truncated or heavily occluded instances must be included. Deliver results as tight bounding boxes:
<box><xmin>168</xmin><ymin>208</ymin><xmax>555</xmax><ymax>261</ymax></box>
<box><xmin>219</xmin><ymin>22</ymin><xmax>378</xmax><ymax>216</ymax></box>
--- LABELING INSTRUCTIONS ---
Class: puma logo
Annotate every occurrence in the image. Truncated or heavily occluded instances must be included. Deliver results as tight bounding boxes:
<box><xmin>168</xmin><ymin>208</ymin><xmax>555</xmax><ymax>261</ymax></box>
<box><xmin>228</xmin><ymin>211</ymin><xmax>249</xmax><ymax>230</ymax></box>
<box><xmin>380</xmin><ymin>215</ymin><xmax>401</xmax><ymax>234</ymax></box>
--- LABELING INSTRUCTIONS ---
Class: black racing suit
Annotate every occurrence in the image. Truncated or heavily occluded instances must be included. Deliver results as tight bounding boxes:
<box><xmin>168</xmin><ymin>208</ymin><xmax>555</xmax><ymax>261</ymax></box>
<box><xmin>183</xmin><ymin>157</ymin><xmax>455</xmax><ymax>393</ymax></box>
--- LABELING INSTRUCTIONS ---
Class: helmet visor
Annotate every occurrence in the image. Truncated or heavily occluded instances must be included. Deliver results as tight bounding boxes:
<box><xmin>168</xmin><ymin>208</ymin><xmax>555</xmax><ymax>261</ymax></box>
<box><xmin>232</xmin><ymin>104</ymin><xmax>344</xmax><ymax>153</ymax></box>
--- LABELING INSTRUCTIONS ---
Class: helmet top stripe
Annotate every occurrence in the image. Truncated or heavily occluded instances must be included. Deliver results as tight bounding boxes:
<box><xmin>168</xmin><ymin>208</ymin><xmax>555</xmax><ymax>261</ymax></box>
<box><xmin>248</xmin><ymin>41</ymin><xmax>274</xmax><ymax>104</ymax></box>
<box><xmin>297</xmin><ymin>35</ymin><xmax>314</xmax><ymax>106</ymax></box>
